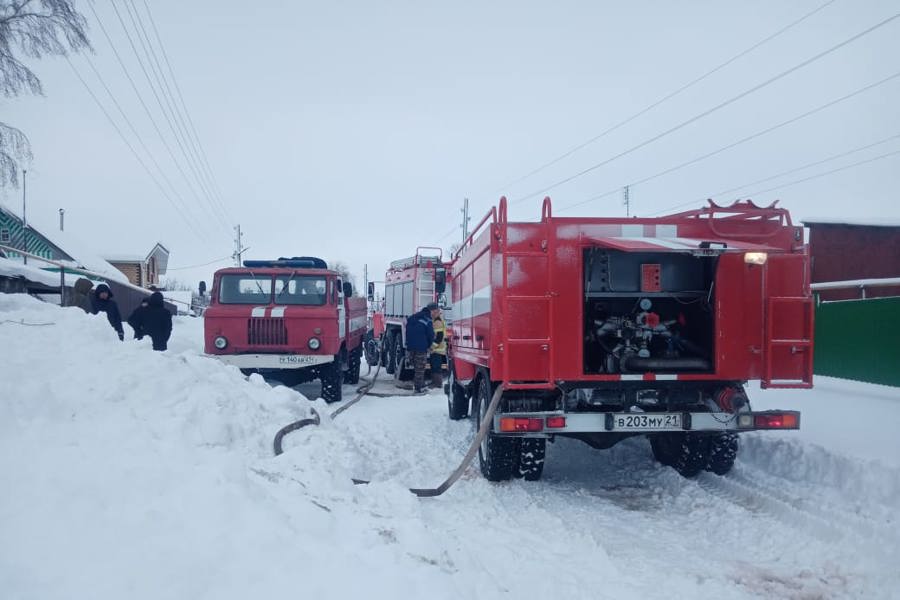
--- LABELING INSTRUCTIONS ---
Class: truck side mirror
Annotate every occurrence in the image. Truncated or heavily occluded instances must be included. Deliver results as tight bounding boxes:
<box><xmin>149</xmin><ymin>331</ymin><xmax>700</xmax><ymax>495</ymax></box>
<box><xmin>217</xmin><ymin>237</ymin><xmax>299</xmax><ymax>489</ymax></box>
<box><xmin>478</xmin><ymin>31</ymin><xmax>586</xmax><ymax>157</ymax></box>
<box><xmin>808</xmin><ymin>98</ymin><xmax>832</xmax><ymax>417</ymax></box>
<box><xmin>343</xmin><ymin>281</ymin><xmax>353</xmax><ymax>297</ymax></box>
<box><xmin>367</xmin><ymin>282</ymin><xmax>375</xmax><ymax>300</ymax></box>
<box><xmin>435</xmin><ymin>268</ymin><xmax>446</xmax><ymax>294</ymax></box>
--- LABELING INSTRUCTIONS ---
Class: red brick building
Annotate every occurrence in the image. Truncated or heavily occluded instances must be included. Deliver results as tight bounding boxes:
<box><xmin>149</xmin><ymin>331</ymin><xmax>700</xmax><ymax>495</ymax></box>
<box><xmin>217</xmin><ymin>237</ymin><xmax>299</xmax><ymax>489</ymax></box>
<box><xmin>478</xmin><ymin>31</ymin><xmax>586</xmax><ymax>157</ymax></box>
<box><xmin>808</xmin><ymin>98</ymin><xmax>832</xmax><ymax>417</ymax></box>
<box><xmin>804</xmin><ymin>219</ymin><xmax>900</xmax><ymax>301</ymax></box>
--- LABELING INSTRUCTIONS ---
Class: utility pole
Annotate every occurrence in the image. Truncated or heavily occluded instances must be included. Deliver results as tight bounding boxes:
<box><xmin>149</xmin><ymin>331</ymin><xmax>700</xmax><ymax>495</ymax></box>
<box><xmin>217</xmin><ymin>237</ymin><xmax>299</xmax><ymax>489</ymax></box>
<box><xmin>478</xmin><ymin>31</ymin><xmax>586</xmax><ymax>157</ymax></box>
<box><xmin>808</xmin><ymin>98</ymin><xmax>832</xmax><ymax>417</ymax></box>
<box><xmin>461</xmin><ymin>197</ymin><xmax>471</xmax><ymax>243</ymax></box>
<box><xmin>232</xmin><ymin>224</ymin><xmax>245</xmax><ymax>266</ymax></box>
<box><xmin>22</xmin><ymin>169</ymin><xmax>27</xmax><ymax>265</ymax></box>
<box><xmin>59</xmin><ymin>208</ymin><xmax>65</xmax><ymax>231</ymax></box>
<box><xmin>623</xmin><ymin>185</ymin><xmax>630</xmax><ymax>217</ymax></box>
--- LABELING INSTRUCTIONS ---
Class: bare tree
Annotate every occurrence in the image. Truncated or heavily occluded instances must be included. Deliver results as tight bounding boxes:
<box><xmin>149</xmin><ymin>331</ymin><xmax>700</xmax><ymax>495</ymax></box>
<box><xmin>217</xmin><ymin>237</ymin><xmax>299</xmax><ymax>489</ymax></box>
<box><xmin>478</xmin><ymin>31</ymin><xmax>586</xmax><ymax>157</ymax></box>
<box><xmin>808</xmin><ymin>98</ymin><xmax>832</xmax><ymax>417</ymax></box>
<box><xmin>1</xmin><ymin>0</ymin><xmax>90</xmax><ymax>186</ymax></box>
<box><xmin>328</xmin><ymin>260</ymin><xmax>356</xmax><ymax>288</ymax></box>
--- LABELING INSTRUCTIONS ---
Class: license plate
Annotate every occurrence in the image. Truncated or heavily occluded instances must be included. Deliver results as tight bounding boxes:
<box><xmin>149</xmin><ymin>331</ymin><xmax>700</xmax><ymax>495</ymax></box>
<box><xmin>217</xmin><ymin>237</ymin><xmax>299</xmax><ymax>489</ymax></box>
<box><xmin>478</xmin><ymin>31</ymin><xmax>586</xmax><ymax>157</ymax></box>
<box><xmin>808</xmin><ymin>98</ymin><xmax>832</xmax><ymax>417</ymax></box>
<box><xmin>612</xmin><ymin>413</ymin><xmax>681</xmax><ymax>431</ymax></box>
<box><xmin>278</xmin><ymin>355</ymin><xmax>315</xmax><ymax>365</ymax></box>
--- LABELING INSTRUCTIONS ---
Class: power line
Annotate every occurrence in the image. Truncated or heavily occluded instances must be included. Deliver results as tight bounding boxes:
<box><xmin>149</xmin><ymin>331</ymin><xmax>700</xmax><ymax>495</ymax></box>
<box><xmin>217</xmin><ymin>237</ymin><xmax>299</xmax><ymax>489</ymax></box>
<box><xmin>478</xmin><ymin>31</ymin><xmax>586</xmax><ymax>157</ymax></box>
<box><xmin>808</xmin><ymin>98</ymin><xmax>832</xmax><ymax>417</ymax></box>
<box><xmin>712</xmin><ymin>133</ymin><xmax>900</xmax><ymax>199</ymax></box>
<box><xmin>647</xmin><ymin>136</ymin><xmax>900</xmax><ymax>216</ymax></box>
<box><xmin>88</xmin><ymin>0</ymin><xmax>228</xmax><ymax>241</ymax></box>
<box><xmin>77</xmin><ymin>51</ymin><xmax>211</xmax><ymax>240</ymax></box>
<box><xmin>108</xmin><ymin>0</ymin><xmax>230</xmax><ymax>235</ymax></box>
<box><xmin>743</xmin><ymin>147</ymin><xmax>900</xmax><ymax>197</ymax></box>
<box><xmin>494</xmin><ymin>0</ymin><xmax>838</xmax><ymax>194</ymax></box>
<box><xmin>64</xmin><ymin>56</ymin><xmax>207</xmax><ymax>241</ymax></box>
<box><xmin>167</xmin><ymin>255</ymin><xmax>232</xmax><ymax>271</ymax></box>
<box><xmin>123</xmin><ymin>0</ymin><xmax>231</xmax><ymax>230</ymax></box>
<box><xmin>138</xmin><ymin>0</ymin><xmax>234</xmax><ymax>226</ymax></box>
<box><xmin>511</xmin><ymin>11</ymin><xmax>900</xmax><ymax>206</ymax></box>
<box><xmin>557</xmin><ymin>69</ymin><xmax>900</xmax><ymax>214</ymax></box>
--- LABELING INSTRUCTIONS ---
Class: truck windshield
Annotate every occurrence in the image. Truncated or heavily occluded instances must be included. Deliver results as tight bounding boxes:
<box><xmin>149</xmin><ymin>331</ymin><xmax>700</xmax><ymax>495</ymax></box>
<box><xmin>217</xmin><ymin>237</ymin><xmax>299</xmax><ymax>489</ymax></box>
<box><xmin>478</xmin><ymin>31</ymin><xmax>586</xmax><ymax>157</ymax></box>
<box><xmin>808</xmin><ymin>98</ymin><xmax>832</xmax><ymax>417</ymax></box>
<box><xmin>274</xmin><ymin>275</ymin><xmax>327</xmax><ymax>305</ymax></box>
<box><xmin>219</xmin><ymin>274</ymin><xmax>273</xmax><ymax>304</ymax></box>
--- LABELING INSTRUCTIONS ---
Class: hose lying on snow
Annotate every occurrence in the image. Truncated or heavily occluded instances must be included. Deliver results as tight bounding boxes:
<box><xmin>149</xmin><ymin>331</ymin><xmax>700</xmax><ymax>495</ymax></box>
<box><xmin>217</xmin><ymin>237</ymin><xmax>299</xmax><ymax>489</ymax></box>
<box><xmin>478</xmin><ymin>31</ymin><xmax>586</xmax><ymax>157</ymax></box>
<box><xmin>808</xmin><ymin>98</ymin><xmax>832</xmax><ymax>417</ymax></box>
<box><xmin>272</xmin><ymin>360</ymin><xmax>504</xmax><ymax>498</ymax></box>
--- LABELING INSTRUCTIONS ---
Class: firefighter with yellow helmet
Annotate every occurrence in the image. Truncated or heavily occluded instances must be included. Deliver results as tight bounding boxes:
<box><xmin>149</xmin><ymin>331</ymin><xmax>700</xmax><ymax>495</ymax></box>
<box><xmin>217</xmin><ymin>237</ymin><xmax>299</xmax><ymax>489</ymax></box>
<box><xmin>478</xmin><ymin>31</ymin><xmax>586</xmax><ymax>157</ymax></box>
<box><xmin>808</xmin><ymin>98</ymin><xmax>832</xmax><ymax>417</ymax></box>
<box><xmin>428</xmin><ymin>304</ymin><xmax>447</xmax><ymax>388</ymax></box>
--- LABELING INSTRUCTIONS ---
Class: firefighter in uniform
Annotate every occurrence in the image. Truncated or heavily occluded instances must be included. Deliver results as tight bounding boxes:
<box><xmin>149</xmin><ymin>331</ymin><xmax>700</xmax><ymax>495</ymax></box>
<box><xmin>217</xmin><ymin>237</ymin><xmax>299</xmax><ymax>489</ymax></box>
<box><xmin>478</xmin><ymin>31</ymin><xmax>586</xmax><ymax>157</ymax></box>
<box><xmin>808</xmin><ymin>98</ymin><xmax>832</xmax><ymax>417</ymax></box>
<box><xmin>429</xmin><ymin>308</ymin><xmax>447</xmax><ymax>388</ymax></box>
<box><xmin>405</xmin><ymin>302</ymin><xmax>437</xmax><ymax>393</ymax></box>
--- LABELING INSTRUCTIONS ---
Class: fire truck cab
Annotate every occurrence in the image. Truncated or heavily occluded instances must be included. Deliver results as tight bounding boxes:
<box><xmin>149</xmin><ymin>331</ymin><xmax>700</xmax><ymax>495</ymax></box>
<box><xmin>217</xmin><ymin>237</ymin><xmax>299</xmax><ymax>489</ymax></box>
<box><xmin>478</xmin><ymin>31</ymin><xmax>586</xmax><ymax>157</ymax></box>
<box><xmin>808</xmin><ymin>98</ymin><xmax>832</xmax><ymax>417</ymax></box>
<box><xmin>204</xmin><ymin>257</ymin><xmax>367</xmax><ymax>403</ymax></box>
<box><xmin>447</xmin><ymin>197</ymin><xmax>813</xmax><ymax>482</ymax></box>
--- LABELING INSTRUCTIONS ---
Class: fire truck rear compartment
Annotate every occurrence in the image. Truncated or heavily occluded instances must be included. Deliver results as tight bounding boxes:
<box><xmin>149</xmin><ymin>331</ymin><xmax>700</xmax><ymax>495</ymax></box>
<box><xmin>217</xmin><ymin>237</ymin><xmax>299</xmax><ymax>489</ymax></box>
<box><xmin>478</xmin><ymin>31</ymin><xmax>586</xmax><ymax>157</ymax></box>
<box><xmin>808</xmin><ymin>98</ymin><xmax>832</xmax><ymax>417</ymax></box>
<box><xmin>583</xmin><ymin>249</ymin><xmax>716</xmax><ymax>375</ymax></box>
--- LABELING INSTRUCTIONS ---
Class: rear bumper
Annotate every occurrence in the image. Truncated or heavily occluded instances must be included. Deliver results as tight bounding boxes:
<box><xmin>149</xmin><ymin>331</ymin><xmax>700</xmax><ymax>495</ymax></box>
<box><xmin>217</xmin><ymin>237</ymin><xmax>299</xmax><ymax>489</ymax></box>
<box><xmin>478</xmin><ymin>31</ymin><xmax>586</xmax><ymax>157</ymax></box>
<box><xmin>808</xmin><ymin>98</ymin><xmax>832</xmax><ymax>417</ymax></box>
<box><xmin>209</xmin><ymin>353</ymin><xmax>333</xmax><ymax>369</ymax></box>
<box><xmin>492</xmin><ymin>410</ymin><xmax>800</xmax><ymax>436</ymax></box>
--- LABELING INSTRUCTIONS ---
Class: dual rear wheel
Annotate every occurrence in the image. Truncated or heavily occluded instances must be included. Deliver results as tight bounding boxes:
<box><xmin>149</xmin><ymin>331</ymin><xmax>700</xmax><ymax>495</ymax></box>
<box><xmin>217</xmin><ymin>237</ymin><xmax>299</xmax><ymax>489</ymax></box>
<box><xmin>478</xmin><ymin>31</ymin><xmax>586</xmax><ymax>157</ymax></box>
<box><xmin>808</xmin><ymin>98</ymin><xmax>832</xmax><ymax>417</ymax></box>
<box><xmin>650</xmin><ymin>432</ymin><xmax>738</xmax><ymax>477</ymax></box>
<box><xmin>471</xmin><ymin>375</ymin><xmax>546</xmax><ymax>482</ymax></box>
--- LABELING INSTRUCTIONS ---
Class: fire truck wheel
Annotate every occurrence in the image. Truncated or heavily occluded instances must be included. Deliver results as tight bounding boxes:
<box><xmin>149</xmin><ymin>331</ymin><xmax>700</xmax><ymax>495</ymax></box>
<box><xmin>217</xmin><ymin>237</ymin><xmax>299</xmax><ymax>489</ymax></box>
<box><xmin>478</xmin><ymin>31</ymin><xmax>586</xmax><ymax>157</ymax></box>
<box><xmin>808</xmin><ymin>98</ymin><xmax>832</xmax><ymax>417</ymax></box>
<box><xmin>650</xmin><ymin>433</ymin><xmax>710</xmax><ymax>478</ymax></box>
<box><xmin>447</xmin><ymin>364</ymin><xmax>468</xmax><ymax>420</ymax></box>
<box><xmin>363</xmin><ymin>331</ymin><xmax>379</xmax><ymax>367</ymax></box>
<box><xmin>344</xmin><ymin>347</ymin><xmax>361</xmax><ymax>385</ymax></box>
<box><xmin>320</xmin><ymin>361</ymin><xmax>343</xmax><ymax>404</ymax></box>
<box><xmin>393</xmin><ymin>333</ymin><xmax>413</xmax><ymax>381</ymax></box>
<box><xmin>474</xmin><ymin>376</ymin><xmax>520</xmax><ymax>482</ymax></box>
<box><xmin>517</xmin><ymin>439</ymin><xmax>546</xmax><ymax>481</ymax></box>
<box><xmin>706</xmin><ymin>433</ymin><xmax>739</xmax><ymax>475</ymax></box>
<box><xmin>384</xmin><ymin>331</ymin><xmax>397</xmax><ymax>375</ymax></box>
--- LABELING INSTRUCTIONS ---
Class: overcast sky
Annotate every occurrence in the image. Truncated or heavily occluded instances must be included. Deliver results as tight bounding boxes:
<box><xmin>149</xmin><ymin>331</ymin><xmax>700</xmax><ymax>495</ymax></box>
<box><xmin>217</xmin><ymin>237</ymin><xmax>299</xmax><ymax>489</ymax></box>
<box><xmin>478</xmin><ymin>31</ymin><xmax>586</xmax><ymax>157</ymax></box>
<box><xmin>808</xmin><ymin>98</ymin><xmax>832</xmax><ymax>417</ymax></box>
<box><xmin>2</xmin><ymin>0</ymin><xmax>898</xmax><ymax>289</ymax></box>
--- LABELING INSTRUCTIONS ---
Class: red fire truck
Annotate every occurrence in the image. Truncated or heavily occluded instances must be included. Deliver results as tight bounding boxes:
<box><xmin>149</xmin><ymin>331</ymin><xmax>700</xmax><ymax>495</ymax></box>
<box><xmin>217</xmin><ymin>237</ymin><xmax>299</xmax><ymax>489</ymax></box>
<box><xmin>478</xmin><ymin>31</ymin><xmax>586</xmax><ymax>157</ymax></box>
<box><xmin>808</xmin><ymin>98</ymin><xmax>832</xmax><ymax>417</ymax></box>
<box><xmin>446</xmin><ymin>197</ymin><xmax>813</xmax><ymax>481</ymax></box>
<box><xmin>376</xmin><ymin>248</ymin><xmax>451</xmax><ymax>380</ymax></box>
<box><xmin>204</xmin><ymin>257</ymin><xmax>367</xmax><ymax>403</ymax></box>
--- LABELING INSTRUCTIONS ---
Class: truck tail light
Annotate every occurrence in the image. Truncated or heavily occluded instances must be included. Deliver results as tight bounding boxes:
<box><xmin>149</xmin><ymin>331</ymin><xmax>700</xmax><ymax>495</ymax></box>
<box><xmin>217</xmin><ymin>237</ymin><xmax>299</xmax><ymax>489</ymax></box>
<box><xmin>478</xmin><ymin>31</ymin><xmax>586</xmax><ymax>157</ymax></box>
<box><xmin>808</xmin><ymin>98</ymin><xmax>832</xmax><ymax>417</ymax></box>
<box><xmin>545</xmin><ymin>416</ymin><xmax>566</xmax><ymax>428</ymax></box>
<box><xmin>499</xmin><ymin>417</ymin><xmax>543</xmax><ymax>432</ymax></box>
<box><xmin>753</xmin><ymin>412</ymin><xmax>799</xmax><ymax>429</ymax></box>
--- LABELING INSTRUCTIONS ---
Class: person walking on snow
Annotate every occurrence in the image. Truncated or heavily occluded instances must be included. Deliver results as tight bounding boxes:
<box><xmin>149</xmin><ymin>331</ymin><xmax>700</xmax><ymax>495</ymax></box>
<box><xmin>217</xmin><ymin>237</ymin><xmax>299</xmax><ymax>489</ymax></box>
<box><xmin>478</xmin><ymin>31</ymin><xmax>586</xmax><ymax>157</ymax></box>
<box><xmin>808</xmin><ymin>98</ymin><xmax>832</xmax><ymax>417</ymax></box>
<box><xmin>127</xmin><ymin>298</ymin><xmax>150</xmax><ymax>340</ymax></box>
<box><xmin>90</xmin><ymin>283</ymin><xmax>124</xmax><ymax>341</ymax></box>
<box><xmin>135</xmin><ymin>291</ymin><xmax>173</xmax><ymax>351</ymax></box>
<box><xmin>405</xmin><ymin>302</ymin><xmax>437</xmax><ymax>393</ymax></box>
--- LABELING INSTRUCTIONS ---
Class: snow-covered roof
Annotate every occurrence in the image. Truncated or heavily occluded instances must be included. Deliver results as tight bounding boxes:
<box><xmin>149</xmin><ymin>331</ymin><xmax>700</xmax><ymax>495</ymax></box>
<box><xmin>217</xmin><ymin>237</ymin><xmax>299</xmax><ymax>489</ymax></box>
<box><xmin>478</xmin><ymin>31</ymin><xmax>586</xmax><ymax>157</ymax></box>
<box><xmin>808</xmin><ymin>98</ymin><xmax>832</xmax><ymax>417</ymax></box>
<box><xmin>32</xmin><ymin>227</ymin><xmax>129</xmax><ymax>284</ymax></box>
<box><xmin>0</xmin><ymin>257</ymin><xmax>108</xmax><ymax>288</ymax></box>
<box><xmin>103</xmin><ymin>242</ymin><xmax>170</xmax><ymax>274</ymax></box>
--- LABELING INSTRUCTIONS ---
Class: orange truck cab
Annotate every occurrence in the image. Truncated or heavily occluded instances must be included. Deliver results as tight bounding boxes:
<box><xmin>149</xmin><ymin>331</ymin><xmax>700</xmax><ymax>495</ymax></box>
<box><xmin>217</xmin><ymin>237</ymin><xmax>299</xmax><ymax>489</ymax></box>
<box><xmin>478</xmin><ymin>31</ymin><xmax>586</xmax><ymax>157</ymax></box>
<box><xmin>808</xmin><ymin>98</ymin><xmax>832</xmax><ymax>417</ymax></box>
<box><xmin>204</xmin><ymin>257</ymin><xmax>367</xmax><ymax>402</ymax></box>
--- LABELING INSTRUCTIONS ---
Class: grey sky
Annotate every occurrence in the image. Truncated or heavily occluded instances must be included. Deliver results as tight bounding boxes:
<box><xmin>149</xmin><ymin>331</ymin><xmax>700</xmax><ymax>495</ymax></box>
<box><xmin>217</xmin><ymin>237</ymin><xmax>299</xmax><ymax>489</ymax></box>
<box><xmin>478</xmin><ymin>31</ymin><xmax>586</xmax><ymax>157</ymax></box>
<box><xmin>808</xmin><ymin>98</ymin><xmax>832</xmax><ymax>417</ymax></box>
<box><xmin>2</xmin><ymin>0</ymin><xmax>898</xmax><ymax>288</ymax></box>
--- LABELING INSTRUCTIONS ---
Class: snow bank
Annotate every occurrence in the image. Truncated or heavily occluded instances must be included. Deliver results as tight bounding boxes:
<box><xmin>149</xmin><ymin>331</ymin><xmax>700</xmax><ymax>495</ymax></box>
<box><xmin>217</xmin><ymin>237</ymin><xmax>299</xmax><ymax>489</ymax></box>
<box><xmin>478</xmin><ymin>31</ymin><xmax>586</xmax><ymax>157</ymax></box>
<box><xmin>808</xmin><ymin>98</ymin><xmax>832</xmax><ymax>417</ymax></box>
<box><xmin>2</xmin><ymin>293</ymin><xmax>899</xmax><ymax>599</ymax></box>
<box><xmin>0</xmin><ymin>295</ymin><xmax>478</xmax><ymax>599</ymax></box>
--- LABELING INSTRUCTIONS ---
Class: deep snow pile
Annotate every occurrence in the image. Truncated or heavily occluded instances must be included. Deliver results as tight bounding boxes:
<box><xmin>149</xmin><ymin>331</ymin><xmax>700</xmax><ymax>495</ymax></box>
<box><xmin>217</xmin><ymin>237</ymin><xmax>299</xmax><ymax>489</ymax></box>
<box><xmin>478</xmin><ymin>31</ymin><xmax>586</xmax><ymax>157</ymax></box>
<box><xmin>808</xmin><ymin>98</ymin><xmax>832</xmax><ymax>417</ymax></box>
<box><xmin>2</xmin><ymin>293</ymin><xmax>899</xmax><ymax>599</ymax></box>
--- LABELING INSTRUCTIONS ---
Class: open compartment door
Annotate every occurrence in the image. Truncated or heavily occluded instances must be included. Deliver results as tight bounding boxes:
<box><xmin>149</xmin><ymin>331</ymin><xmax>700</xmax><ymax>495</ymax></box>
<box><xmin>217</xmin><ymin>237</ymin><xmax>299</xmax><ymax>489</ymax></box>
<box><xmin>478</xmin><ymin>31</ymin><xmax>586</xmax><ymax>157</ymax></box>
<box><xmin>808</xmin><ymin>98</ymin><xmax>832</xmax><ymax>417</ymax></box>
<box><xmin>762</xmin><ymin>254</ymin><xmax>814</xmax><ymax>388</ymax></box>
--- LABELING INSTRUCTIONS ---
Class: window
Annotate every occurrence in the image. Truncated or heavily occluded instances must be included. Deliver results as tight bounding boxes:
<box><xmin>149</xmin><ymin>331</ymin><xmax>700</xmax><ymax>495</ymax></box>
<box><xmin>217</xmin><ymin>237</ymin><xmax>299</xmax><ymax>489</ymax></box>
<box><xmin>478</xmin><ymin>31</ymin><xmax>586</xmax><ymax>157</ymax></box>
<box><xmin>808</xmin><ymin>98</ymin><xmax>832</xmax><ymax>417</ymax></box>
<box><xmin>0</xmin><ymin>228</ymin><xmax>9</xmax><ymax>243</ymax></box>
<box><xmin>274</xmin><ymin>275</ymin><xmax>327</xmax><ymax>306</ymax></box>
<box><xmin>219</xmin><ymin>275</ymin><xmax>273</xmax><ymax>304</ymax></box>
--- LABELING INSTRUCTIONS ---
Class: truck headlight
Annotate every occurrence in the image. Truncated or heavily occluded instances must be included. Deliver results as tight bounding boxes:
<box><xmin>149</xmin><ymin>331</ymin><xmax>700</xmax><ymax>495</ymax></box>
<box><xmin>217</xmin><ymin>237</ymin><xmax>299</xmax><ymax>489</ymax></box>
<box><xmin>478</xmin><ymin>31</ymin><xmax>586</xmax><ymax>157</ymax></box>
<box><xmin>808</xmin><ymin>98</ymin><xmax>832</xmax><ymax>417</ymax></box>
<box><xmin>744</xmin><ymin>252</ymin><xmax>768</xmax><ymax>265</ymax></box>
<box><xmin>308</xmin><ymin>337</ymin><xmax>321</xmax><ymax>350</ymax></box>
<box><xmin>214</xmin><ymin>336</ymin><xmax>228</xmax><ymax>349</ymax></box>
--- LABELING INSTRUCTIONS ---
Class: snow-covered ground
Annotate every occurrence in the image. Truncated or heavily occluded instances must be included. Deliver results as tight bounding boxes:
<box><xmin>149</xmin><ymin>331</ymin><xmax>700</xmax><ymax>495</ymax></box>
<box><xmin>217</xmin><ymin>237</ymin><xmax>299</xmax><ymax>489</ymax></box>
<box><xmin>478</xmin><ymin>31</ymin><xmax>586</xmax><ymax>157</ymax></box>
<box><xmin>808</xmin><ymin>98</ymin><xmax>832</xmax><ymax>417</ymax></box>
<box><xmin>2</xmin><ymin>293</ymin><xmax>898</xmax><ymax>599</ymax></box>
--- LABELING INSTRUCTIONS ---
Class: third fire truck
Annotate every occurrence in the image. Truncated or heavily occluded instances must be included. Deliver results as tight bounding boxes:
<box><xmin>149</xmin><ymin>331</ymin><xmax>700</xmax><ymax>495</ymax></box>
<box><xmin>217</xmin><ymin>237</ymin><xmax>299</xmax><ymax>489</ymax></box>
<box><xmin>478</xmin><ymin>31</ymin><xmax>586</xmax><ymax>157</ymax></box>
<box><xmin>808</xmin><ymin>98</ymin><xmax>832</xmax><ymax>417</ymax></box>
<box><xmin>446</xmin><ymin>197</ymin><xmax>813</xmax><ymax>481</ymax></box>
<box><xmin>374</xmin><ymin>248</ymin><xmax>451</xmax><ymax>380</ymax></box>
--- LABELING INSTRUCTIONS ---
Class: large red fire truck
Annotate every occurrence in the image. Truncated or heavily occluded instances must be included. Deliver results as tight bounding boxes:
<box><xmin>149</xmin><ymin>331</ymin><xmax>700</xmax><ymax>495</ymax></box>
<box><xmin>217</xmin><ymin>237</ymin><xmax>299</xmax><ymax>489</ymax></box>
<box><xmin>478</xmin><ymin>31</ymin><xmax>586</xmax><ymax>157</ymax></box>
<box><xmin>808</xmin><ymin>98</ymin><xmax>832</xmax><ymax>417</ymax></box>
<box><xmin>204</xmin><ymin>257</ymin><xmax>367</xmax><ymax>403</ymax></box>
<box><xmin>375</xmin><ymin>248</ymin><xmax>451</xmax><ymax>380</ymax></box>
<box><xmin>446</xmin><ymin>197</ymin><xmax>813</xmax><ymax>481</ymax></box>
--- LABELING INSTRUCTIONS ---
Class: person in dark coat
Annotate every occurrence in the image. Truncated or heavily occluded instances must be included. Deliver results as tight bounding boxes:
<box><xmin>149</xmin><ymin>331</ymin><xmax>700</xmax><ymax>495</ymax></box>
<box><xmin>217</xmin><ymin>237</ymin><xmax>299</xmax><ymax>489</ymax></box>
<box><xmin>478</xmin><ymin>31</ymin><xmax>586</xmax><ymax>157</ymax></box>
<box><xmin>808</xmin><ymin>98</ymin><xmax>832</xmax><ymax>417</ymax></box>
<box><xmin>127</xmin><ymin>298</ymin><xmax>150</xmax><ymax>340</ymax></box>
<box><xmin>405</xmin><ymin>302</ymin><xmax>437</xmax><ymax>393</ymax></box>
<box><xmin>90</xmin><ymin>283</ymin><xmax>125</xmax><ymax>341</ymax></box>
<box><xmin>138</xmin><ymin>291</ymin><xmax>173</xmax><ymax>351</ymax></box>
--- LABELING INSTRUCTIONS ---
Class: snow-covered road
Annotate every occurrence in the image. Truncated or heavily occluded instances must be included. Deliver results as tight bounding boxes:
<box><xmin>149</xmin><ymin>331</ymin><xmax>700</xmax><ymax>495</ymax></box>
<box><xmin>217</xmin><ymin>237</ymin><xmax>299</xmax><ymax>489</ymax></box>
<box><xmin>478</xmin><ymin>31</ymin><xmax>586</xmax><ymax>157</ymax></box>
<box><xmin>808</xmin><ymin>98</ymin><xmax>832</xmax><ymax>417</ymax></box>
<box><xmin>2</xmin><ymin>294</ymin><xmax>898</xmax><ymax>599</ymax></box>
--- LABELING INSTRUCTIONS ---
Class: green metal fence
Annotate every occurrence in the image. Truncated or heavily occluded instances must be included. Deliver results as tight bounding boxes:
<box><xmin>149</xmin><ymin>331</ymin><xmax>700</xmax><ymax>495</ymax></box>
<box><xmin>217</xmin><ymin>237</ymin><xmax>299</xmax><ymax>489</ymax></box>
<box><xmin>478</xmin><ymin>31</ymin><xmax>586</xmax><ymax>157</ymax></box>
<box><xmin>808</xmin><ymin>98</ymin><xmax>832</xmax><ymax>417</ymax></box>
<box><xmin>814</xmin><ymin>296</ymin><xmax>900</xmax><ymax>387</ymax></box>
